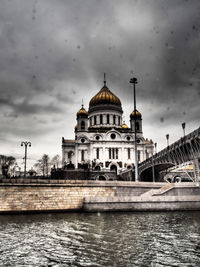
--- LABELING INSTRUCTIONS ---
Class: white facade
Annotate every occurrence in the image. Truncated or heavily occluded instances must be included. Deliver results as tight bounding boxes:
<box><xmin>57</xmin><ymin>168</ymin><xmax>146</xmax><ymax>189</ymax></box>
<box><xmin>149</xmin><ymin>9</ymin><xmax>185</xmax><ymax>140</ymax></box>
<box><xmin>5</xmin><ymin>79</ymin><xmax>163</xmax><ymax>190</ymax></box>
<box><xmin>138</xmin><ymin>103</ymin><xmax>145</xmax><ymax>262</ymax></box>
<box><xmin>62</xmin><ymin>80</ymin><xmax>154</xmax><ymax>174</ymax></box>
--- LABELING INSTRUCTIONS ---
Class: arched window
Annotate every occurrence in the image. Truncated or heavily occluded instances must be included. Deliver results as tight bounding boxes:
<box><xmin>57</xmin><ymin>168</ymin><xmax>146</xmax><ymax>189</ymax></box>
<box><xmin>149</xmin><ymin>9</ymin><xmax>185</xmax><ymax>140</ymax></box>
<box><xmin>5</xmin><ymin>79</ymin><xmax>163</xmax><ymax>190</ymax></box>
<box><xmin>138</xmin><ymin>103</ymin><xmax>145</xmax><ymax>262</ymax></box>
<box><xmin>81</xmin><ymin>121</ymin><xmax>85</xmax><ymax>130</ymax></box>
<box><xmin>90</xmin><ymin>117</ymin><xmax>92</xmax><ymax>126</ymax></box>
<box><xmin>109</xmin><ymin>148</ymin><xmax>112</xmax><ymax>159</ymax></box>
<box><xmin>100</xmin><ymin>114</ymin><xmax>103</xmax><ymax>124</ymax></box>
<box><xmin>108</xmin><ymin>148</ymin><xmax>119</xmax><ymax>159</ymax></box>
<box><xmin>116</xmin><ymin>148</ymin><xmax>118</xmax><ymax>159</ymax></box>
<box><xmin>81</xmin><ymin>150</ymin><xmax>84</xmax><ymax>161</ymax></box>
<box><xmin>136</xmin><ymin>122</ymin><xmax>140</xmax><ymax>131</ymax></box>
<box><xmin>96</xmin><ymin>148</ymin><xmax>99</xmax><ymax>159</ymax></box>
<box><xmin>113</xmin><ymin>115</ymin><xmax>116</xmax><ymax>125</ymax></box>
<box><xmin>118</xmin><ymin>116</ymin><xmax>120</xmax><ymax>125</ymax></box>
<box><xmin>94</xmin><ymin>116</ymin><xmax>97</xmax><ymax>125</ymax></box>
<box><xmin>112</xmin><ymin>148</ymin><xmax>115</xmax><ymax>159</ymax></box>
<box><xmin>138</xmin><ymin>151</ymin><xmax>140</xmax><ymax>162</ymax></box>
<box><xmin>107</xmin><ymin>114</ymin><xmax>110</xmax><ymax>124</ymax></box>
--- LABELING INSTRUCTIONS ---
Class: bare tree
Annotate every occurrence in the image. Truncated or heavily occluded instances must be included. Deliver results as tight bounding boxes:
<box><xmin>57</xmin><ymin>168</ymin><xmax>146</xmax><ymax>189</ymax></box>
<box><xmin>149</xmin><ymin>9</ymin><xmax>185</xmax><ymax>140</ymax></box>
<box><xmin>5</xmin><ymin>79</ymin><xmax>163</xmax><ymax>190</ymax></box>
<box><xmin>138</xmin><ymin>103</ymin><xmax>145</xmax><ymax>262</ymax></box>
<box><xmin>51</xmin><ymin>154</ymin><xmax>61</xmax><ymax>169</ymax></box>
<box><xmin>0</xmin><ymin>155</ymin><xmax>16</xmax><ymax>166</ymax></box>
<box><xmin>0</xmin><ymin>155</ymin><xmax>16</xmax><ymax>177</ymax></box>
<box><xmin>34</xmin><ymin>154</ymin><xmax>50</xmax><ymax>177</ymax></box>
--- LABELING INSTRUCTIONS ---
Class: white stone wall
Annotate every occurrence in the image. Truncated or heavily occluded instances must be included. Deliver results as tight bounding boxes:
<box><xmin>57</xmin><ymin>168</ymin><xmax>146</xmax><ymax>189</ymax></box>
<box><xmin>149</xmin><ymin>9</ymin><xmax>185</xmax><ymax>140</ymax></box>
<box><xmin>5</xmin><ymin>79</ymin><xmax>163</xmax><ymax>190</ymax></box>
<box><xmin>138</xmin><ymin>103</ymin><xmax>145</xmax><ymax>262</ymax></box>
<box><xmin>63</xmin><ymin>131</ymin><xmax>153</xmax><ymax>171</ymax></box>
<box><xmin>63</xmin><ymin>106</ymin><xmax>154</xmax><ymax>172</ymax></box>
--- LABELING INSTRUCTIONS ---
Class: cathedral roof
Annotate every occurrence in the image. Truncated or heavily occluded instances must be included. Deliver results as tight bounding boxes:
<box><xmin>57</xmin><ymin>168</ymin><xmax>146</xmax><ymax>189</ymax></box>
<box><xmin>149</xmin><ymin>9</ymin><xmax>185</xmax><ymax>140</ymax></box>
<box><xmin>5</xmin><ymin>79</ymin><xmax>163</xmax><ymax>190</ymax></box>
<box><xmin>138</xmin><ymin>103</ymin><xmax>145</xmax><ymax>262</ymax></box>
<box><xmin>122</xmin><ymin>122</ymin><xmax>129</xmax><ymax>129</ymax></box>
<box><xmin>89</xmin><ymin>79</ymin><xmax>121</xmax><ymax>108</ymax></box>
<box><xmin>77</xmin><ymin>105</ymin><xmax>88</xmax><ymax>116</ymax></box>
<box><xmin>130</xmin><ymin>109</ymin><xmax>142</xmax><ymax>119</ymax></box>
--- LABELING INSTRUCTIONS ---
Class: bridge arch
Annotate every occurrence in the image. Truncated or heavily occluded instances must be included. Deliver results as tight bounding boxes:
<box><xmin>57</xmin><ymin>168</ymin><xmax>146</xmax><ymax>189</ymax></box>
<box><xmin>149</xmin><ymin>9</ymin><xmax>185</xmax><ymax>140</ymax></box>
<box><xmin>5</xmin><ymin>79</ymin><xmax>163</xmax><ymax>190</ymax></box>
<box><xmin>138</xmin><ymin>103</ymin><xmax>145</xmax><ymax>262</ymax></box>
<box><xmin>139</xmin><ymin>162</ymin><xmax>175</xmax><ymax>182</ymax></box>
<box><xmin>138</xmin><ymin>127</ymin><xmax>199</xmax><ymax>181</ymax></box>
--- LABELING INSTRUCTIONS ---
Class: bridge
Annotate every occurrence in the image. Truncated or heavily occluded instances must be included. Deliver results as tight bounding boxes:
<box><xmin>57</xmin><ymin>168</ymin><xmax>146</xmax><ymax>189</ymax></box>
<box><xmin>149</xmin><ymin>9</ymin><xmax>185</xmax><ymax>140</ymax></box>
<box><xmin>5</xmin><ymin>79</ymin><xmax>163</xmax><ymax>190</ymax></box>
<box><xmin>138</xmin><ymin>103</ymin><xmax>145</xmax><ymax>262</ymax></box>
<box><xmin>139</xmin><ymin>127</ymin><xmax>200</xmax><ymax>181</ymax></box>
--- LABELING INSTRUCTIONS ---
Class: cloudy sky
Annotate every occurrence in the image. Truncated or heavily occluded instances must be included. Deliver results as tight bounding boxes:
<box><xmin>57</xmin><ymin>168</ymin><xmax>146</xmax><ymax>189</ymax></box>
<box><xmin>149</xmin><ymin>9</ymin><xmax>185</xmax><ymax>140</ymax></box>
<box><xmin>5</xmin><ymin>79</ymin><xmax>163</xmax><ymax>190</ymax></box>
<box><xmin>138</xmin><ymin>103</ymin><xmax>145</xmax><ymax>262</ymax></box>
<box><xmin>0</xmin><ymin>0</ymin><xmax>199</xmax><ymax>169</ymax></box>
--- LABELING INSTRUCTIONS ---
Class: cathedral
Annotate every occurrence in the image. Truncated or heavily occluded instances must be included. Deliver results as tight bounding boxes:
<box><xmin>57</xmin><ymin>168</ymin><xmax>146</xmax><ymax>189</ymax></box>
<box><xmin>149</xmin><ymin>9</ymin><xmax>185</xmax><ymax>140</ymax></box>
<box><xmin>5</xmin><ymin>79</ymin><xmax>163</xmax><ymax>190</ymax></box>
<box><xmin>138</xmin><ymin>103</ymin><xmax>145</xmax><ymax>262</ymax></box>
<box><xmin>62</xmin><ymin>77</ymin><xmax>154</xmax><ymax>174</ymax></box>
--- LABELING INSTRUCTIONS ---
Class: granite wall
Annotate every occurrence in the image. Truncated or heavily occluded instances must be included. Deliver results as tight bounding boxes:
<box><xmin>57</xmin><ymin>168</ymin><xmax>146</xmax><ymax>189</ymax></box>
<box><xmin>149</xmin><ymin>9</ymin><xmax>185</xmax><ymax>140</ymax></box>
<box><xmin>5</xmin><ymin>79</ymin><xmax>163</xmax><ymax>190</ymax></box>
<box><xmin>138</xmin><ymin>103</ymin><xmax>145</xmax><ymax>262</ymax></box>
<box><xmin>0</xmin><ymin>181</ymin><xmax>163</xmax><ymax>213</ymax></box>
<box><xmin>83</xmin><ymin>183</ymin><xmax>200</xmax><ymax>212</ymax></box>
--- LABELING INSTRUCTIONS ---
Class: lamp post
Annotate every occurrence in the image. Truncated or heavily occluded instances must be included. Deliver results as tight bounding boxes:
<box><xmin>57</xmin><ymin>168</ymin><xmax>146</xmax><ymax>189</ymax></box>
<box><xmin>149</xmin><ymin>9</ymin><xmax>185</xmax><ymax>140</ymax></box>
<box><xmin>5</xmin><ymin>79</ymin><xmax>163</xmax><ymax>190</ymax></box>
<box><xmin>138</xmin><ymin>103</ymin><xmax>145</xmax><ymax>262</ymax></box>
<box><xmin>130</xmin><ymin>77</ymin><xmax>138</xmax><ymax>182</ymax></box>
<box><xmin>182</xmin><ymin>122</ymin><xmax>186</xmax><ymax>137</ymax></box>
<box><xmin>21</xmin><ymin>141</ymin><xmax>31</xmax><ymax>177</ymax></box>
<box><xmin>166</xmin><ymin>134</ymin><xmax>169</xmax><ymax>147</ymax></box>
<box><xmin>152</xmin><ymin>153</ymin><xmax>155</xmax><ymax>183</ymax></box>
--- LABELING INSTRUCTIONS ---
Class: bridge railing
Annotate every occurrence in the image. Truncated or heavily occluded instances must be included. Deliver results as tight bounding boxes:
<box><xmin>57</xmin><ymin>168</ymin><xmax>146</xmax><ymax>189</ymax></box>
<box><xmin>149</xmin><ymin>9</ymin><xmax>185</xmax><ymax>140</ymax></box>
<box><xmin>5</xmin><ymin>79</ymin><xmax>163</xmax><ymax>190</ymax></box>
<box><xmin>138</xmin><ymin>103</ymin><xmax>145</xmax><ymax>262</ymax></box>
<box><xmin>139</xmin><ymin>126</ymin><xmax>200</xmax><ymax>172</ymax></box>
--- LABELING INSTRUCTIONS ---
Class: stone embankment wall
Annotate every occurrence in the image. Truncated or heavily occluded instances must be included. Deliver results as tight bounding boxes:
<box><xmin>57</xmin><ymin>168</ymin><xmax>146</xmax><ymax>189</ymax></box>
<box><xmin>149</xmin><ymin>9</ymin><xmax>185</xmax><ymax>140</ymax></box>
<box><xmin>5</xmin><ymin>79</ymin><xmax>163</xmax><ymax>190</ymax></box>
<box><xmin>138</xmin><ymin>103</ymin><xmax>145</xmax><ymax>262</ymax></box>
<box><xmin>0</xmin><ymin>180</ymin><xmax>163</xmax><ymax>213</ymax></box>
<box><xmin>84</xmin><ymin>182</ymin><xmax>200</xmax><ymax>212</ymax></box>
<box><xmin>2</xmin><ymin>179</ymin><xmax>199</xmax><ymax>213</ymax></box>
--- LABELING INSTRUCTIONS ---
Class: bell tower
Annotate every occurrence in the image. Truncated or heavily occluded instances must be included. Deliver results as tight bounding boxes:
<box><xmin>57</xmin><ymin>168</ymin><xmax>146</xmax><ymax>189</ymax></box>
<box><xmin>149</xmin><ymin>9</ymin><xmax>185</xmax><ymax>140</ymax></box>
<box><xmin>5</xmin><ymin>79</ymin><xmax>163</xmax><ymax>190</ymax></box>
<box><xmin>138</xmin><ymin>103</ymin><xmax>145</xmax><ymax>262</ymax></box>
<box><xmin>130</xmin><ymin>109</ymin><xmax>142</xmax><ymax>133</ymax></box>
<box><xmin>76</xmin><ymin>104</ymin><xmax>88</xmax><ymax>132</ymax></box>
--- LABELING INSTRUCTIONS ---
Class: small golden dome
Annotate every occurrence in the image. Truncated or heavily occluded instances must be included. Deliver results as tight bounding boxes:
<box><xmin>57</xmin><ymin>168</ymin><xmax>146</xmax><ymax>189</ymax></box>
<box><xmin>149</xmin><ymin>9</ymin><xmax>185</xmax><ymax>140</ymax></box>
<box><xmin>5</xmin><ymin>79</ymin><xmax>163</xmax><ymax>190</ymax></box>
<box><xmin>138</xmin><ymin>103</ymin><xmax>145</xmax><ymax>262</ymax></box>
<box><xmin>77</xmin><ymin>106</ymin><xmax>88</xmax><ymax>116</ymax></box>
<box><xmin>89</xmin><ymin>84</ymin><xmax>121</xmax><ymax>107</ymax></box>
<box><xmin>122</xmin><ymin>123</ymin><xmax>129</xmax><ymax>129</ymax></box>
<box><xmin>130</xmin><ymin>109</ymin><xmax>142</xmax><ymax>118</ymax></box>
<box><xmin>74</xmin><ymin>125</ymin><xmax>77</xmax><ymax>129</ymax></box>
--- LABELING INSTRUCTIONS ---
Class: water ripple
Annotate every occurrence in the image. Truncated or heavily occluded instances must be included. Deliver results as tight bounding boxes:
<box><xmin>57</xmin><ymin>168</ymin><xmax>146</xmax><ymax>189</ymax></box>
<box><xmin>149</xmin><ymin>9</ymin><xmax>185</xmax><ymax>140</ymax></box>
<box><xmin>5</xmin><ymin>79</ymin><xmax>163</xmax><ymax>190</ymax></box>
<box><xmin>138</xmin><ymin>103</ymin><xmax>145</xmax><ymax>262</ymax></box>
<box><xmin>0</xmin><ymin>211</ymin><xmax>200</xmax><ymax>266</ymax></box>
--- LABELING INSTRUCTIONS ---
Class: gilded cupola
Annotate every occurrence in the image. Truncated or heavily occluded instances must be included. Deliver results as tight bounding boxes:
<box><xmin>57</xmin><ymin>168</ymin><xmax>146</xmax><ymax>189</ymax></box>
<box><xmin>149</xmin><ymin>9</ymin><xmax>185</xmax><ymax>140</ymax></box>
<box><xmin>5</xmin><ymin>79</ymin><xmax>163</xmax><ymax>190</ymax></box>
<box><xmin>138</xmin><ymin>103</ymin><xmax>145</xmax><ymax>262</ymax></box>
<box><xmin>76</xmin><ymin>105</ymin><xmax>88</xmax><ymax>117</ymax></box>
<box><xmin>122</xmin><ymin>122</ymin><xmax>129</xmax><ymax>129</ymax></box>
<box><xmin>130</xmin><ymin>109</ymin><xmax>142</xmax><ymax>119</ymax></box>
<box><xmin>89</xmin><ymin>75</ymin><xmax>121</xmax><ymax>108</ymax></box>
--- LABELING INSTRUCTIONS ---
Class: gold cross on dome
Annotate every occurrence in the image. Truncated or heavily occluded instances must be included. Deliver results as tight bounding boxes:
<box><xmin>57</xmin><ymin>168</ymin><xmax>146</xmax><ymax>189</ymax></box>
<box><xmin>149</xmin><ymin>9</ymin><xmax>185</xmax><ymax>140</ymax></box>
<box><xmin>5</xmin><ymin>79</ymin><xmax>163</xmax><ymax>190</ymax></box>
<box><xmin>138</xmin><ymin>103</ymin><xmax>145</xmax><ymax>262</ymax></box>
<box><xmin>104</xmin><ymin>73</ymin><xmax>106</xmax><ymax>85</ymax></box>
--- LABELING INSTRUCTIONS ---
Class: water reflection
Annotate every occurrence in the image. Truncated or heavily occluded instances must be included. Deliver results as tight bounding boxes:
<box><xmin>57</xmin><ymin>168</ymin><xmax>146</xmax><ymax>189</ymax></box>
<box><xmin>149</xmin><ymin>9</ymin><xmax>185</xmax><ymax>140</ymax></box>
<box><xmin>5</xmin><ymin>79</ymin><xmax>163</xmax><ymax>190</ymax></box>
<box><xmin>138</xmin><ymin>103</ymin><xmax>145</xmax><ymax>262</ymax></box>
<box><xmin>0</xmin><ymin>211</ymin><xmax>200</xmax><ymax>266</ymax></box>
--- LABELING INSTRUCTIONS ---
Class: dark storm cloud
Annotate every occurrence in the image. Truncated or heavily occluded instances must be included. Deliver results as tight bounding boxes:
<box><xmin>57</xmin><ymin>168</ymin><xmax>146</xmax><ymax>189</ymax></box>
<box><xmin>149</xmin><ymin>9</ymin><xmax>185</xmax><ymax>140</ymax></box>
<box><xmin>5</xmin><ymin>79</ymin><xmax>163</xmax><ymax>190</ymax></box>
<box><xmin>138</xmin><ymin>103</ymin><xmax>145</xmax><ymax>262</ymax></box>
<box><xmin>14</xmin><ymin>101</ymin><xmax>62</xmax><ymax>115</ymax></box>
<box><xmin>0</xmin><ymin>0</ymin><xmax>199</xmax><ymax>160</ymax></box>
<box><xmin>0</xmin><ymin>95</ymin><xmax>62</xmax><ymax>115</ymax></box>
<box><xmin>0</xmin><ymin>97</ymin><xmax>10</xmax><ymax>106</ymax></box>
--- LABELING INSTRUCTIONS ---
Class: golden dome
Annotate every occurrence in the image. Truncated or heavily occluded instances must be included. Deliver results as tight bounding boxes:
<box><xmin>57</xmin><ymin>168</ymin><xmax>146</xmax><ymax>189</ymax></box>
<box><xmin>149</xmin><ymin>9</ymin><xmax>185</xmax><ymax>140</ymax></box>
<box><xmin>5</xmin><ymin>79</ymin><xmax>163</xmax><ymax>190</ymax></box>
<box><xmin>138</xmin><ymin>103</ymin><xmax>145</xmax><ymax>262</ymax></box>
<box><xmin>122</xmin><ymin>123</ymin><xmax>129</xmax><ymax>129</ymax></box>
<box><xmin>130</xmin><ymin>109</ymin><xmax>142</xmax><ymax>118</ymax></box>
<box><xmin>74</xmin><ymin>125</ymin><xmax>77</xmax><ymax>129</ymax></box>
<box><xmin>89</xmin><ymin>84</ymin><xmax>121</xmax><ymax>107</ymax></box>
<box><xmin>77</xmin><ymin>106</ymin><xmax>88</xmax><ymax>116</ymax></box>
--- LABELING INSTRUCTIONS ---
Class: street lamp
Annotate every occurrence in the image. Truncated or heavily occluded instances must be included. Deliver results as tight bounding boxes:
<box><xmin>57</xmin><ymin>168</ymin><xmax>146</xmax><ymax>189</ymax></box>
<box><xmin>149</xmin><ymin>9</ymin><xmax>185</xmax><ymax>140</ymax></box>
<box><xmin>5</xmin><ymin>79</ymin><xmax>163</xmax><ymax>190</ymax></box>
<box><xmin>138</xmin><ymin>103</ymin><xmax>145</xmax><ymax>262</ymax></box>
<box><xmin>182</xmin><ymin>122</ymin><xmax>186</xmax><ymax>137</ymax></box>
<box><xmin>152</xmin><ymin>153</ymin><xmax>155</xmax><ymax>183</ymax></box>
<box><xmin>21</xmin><ymin>141</ymin><xmax>31</xmax><ymax>177</ymax></box>
<box><xmin>166</xmin><ymin>134</ymin><xmax>169</xmax><ymax>147</ymax></box>
<box><xmin>130</xmin><ymin>77</ymin><xmax>138</xmax><ymax>182</ymax></box>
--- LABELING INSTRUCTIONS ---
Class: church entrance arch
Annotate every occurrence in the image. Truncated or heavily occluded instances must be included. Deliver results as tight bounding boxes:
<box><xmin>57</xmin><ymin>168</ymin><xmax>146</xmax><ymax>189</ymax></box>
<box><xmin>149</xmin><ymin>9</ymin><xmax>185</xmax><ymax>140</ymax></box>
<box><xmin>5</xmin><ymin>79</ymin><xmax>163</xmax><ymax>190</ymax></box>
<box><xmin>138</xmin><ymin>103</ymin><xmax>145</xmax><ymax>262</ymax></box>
<box><xmin>94</xmin><ymin>165</ymin><xmax>101</xmax><ymax>171</ymax></box>
<box><xmin>110</xmin><ymin>164</ymin><xmax>118</xmax><ymax>174</ymax></box>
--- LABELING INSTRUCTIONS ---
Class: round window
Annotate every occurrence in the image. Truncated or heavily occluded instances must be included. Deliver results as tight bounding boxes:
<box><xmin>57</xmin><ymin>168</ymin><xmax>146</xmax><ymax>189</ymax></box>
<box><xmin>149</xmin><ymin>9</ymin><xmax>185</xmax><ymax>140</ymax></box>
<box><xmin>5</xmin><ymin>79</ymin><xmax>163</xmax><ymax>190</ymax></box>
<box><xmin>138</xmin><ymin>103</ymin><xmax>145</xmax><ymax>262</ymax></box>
<box><xmin>137</xmin><ymin>139</ymin><xmax>140</xmax><ymax>143</ymax></box>
<box><xmin>111</xmin><ymin>133</ymin><xmax>116</xmax><ymax>139</ymax></box>
<box><xmin>81</xmin><ymin>138</ymin><xmax>85</xmax><ymax>143</ymax></box>
<box><xmin>127</xmin><ymin>136</ymin><xmax>131</xmax><ymax>141</ymax></box>
<box><xmin>96</xmin><ymin>135</ymin><xmax>100</xmax><ymax>140</ymax></box>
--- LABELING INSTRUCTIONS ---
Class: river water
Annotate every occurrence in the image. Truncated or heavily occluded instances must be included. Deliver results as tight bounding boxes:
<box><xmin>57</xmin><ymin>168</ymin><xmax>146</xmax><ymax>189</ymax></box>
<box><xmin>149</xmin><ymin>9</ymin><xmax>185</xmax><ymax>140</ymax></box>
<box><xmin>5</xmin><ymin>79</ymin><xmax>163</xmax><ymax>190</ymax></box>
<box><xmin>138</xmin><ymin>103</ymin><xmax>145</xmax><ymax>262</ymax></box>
<box><xmin>0</xmin><ymin>211</ymin><xmax>200</xmax><ymax>267</ymax></box>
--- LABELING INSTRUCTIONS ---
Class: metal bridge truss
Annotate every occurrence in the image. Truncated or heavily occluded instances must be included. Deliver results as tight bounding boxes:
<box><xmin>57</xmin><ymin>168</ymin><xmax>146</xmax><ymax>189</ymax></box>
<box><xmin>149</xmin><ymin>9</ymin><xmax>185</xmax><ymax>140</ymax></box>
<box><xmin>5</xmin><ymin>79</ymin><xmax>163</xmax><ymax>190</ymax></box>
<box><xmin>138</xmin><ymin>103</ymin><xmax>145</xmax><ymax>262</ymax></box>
<box><xmin>139</xmin><ymin>127</ymin><xmax>200</xmax><ymax>181</ymax></box>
